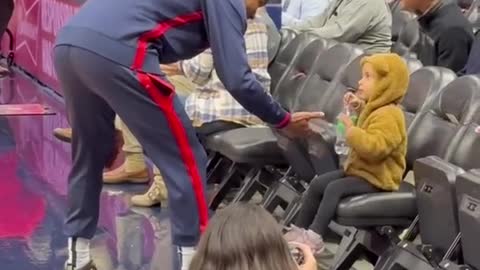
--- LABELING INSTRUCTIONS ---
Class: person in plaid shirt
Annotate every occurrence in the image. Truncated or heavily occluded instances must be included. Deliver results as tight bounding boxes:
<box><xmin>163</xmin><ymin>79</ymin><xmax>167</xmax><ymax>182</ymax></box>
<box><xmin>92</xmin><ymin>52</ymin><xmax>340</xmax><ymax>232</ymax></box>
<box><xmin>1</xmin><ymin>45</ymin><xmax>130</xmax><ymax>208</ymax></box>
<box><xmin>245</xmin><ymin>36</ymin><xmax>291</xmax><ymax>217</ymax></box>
<box><xmin>180</xmin><ymin>17</ymin><xmax>272</xmax><ymax>128</ymax></box>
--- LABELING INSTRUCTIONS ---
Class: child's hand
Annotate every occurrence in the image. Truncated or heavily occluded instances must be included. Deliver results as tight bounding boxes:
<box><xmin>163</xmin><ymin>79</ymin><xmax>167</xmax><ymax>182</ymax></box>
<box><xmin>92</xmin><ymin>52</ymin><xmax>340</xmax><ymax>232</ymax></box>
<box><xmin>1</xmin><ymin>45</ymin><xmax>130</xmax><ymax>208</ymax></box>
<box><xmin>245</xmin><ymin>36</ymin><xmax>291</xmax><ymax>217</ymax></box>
<box><xmin>343</xmin><ymin>92</ymin><xmax>365</xmax><ymax>112</ymax></box>
<box><xmin>338</xmin><ymin>113</ymin><xmax>354</xmax><ymax>130</ymax></box>
<box><xmin>290</xmin><ymin>242</ymin><xmax>318</xmax><ymax>270</ymax></box>
<box><xmin>343</xmin><ymin>92</ymin><xmax>356</xmax><ymax>106</ymax></box>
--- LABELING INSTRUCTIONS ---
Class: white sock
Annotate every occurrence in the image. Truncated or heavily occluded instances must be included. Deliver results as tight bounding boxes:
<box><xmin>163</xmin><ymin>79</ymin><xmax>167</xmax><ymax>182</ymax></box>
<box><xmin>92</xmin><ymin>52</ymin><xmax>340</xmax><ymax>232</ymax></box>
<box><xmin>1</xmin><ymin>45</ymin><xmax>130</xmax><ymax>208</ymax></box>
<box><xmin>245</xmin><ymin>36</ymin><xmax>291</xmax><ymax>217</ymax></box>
<box><xmin>67</xmin><ymin>237</ymin><xmax>91</xmax><ymax>269</ymax></box>
<box><xmin>179</xmin><ymin>246</ymin><xmax>196</xmax><ymax>270</ymax></box>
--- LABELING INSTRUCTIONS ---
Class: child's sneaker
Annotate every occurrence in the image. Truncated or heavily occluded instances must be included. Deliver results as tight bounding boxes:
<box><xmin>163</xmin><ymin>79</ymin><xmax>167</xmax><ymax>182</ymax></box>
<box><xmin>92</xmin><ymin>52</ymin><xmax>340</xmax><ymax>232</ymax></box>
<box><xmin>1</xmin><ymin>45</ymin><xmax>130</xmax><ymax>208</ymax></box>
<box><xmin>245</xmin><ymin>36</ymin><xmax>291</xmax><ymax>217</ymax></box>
<box><xmin>284</xmin><ymin>225</ymin><xmax>325</xmax><ymax>255</ymax></box>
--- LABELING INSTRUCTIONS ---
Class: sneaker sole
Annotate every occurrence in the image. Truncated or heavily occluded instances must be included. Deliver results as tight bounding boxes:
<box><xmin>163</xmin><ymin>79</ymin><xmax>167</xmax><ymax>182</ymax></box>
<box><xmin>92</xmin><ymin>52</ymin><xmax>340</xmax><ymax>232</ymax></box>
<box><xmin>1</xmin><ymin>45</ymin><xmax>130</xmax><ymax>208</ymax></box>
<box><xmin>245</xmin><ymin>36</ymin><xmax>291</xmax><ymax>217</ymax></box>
<box><xmin>53</xmin><ymin>132</ymin><xmax>72</xmax><ymax>143</ymax></box>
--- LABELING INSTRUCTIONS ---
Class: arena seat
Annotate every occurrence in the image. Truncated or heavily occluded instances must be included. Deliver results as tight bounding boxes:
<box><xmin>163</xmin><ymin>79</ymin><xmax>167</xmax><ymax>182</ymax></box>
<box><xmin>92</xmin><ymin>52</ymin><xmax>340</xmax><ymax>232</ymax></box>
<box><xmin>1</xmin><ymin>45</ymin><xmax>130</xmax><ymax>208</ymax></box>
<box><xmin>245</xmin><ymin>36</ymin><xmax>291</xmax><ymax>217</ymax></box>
<box><xmin>392</xmin><ymin>10</ymin><xmax>416</xmax><ymax>42</ymax></box>
<box><xmin>273</xmin><ymin>37</ymin><xmax>335</xmax><ymax>109</ymax></box>
<box><xmin>401</xmin><ymin>67</ymin><xmax>456</xmax><ymax>128</ymax></box>
<box><xmin>453</xmin><ymin>170</ymin><xmax>480</xmax><ymax>270</ymax></box>
<box><xmin>205</xmin><ymin>42</ymin><xmax>356</xmax><ymax>210</ymax></box>
<box><xmin>277</xmin><ymin>49</ymin><xmax>364</xmax><ymax>174</ymax></box>
<box><xmin>392</xmin><ymin>19</ymin><xmax>420</xmax><ymax>58</ymax></box>
<box><xmin>276</xmin><ymin>28</ymin><xmax>298</xmax><ymax>58</ymax></box>
<box><xmin>205</xmin><ymin>44</ymin><xmax>363</xmax><ymax>209</ymax></box>
<box><xmin>328</xmin><ymin>75</ymin><xmax>480</xmax><ymax>270</ymax></box>
<box><xmin>374</xmin><ymin>118</ymin><xmax>480</xmax><ymax>270</ymax></box>
<box><xmin>261</xmin><ymin>53</ymin><xmax>366</xmax><ymax>222</ymax></box>
<box><xmin>404</xmin><ymin>57</ymin><xmax>423</xmax><ymax>73</ymax></box>
<box><xmin>372</xmin><ymin>158</ymin><xmax>463</xmax><ymax>270</ymax></box>
<box><xmin>205</xmin><ymin>35</ymin><xmax>331</xmax><ymax>182</ymax></box>
<box><xmin>269</xmin><ymin>31</ymin><xmax>325</xmax><ymax>93</ymax></box>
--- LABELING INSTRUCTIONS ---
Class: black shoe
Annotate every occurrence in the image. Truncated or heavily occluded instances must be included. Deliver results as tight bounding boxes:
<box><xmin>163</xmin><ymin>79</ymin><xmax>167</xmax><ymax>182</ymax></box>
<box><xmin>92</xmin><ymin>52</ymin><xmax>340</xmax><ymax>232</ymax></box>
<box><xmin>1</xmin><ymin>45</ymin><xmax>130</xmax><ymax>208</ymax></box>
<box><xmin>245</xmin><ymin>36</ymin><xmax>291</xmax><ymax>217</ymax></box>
<box><xmin>65</xmin><ymin>261</ymin><xmax>97</xmax><ymax>270</ymax></box>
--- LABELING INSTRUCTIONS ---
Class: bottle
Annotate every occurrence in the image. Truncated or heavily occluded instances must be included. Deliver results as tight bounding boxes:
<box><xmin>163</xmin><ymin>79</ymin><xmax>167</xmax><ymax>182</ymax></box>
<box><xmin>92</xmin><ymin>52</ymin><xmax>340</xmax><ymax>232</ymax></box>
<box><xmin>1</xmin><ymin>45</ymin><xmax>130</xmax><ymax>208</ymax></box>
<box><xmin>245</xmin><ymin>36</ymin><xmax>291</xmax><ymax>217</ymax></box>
<box><xmin>335</xmin><ymin>104</ymin><xmax>358</xmax><ymax>156</ymax></box>
<box><xmin>335</xmin><ymin>117</ymin><xmax>349</xmax><ymax>156</ymax></box>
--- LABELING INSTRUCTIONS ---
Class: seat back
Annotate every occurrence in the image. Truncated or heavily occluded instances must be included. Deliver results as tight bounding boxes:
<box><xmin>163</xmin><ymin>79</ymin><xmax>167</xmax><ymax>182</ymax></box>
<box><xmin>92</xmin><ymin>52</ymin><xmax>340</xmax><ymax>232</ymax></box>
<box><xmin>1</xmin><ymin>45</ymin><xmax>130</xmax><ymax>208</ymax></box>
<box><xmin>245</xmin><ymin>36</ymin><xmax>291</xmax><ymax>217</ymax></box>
<box><xmin>296</xmin><ymin>49</ymin><xmax>362</xmax><ymax>176</ymax></box>
<box><xmin>445</xmin><ymin>107</ymin><xmax>480</xmax><ymax>170</ymax></box>
<box><xmin>406</xmin><ymin>76</ymin><xmax>480</xmax><ymax>170</ymax></box>
<box><xmin>392</xmin><ymin>19</ymin><xmax>420</xmax><ymax>57</ymax></box>
<box><xmin>291</xmin><ymin>44</ymin><xmax>364</xmax><ymax>115</ymax></box>
<box><xmin>414</xmin><ymin>157</ymin><xmax>465</xmax><ymax>258</ymax></box>
<box><xmin>401</xmin><ymin>67</ymin><xmax>456</xmax><ymax>129</ymax></box>
<box><xmin>274</xmin><ymin>38</ymin><xmax>333</xmax><ymax>109</ymax></box>
<box><xmin>277</xmin><ymin>28</ymin><xmax>298</xmax><ymax>56</ymax></box>
<box><xmin>269</xmin><ymin>32</ymin><xmax>322</xmax><ymax>93</ymax></box>
<box><xmin>434</xmin><ymin>75</ymin><xmax>480</xmax><ymax>125</ymax></box>
<box><xmin>456</xmin><ymin>169</ymin><xmax>480</xmax><ymax>270</ymax></box>
<box><xmin>404</xmin><ymin>57</ymin><xmax>423</xmax><ymax>73</ymax></box>
<box><xmin>312</xmin><ymin>54</ymin><xmax>364</xmax><ymax>123</ymax></box>
<box><xmin>415</xmin><ymin>31</ymin><xmax>436</xmax><ymax>67</ymax></box>
<box><xmin>392</xmin><ymin>10</ymin><xmax>415</xmax><ymax>41</ymax></box>
<box><xmin>276</xmin><ymin>44</ymin><xmax>362</xmax><ymax>178</ymax></box>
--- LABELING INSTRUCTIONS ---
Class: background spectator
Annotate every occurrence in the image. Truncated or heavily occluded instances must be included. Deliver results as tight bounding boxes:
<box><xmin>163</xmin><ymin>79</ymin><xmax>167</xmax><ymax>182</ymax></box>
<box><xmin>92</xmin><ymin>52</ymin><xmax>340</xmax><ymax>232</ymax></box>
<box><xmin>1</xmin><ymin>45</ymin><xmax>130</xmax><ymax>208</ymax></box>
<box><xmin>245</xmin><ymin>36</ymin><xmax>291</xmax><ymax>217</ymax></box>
<box><xmin>286</xmin><ymin>0</ymin><xmax>392</xmax><ymax>54</ymax></box>
<box><xmin>282</xmin><ymin>0</ymin><xmax>331</xmax><ymax>27</ymax></box>
<box><xmin>462</xmin><ymin>33</ymin><xmax>480</xmax><ymax>74</ymax></box>
<box><xmin>402</xmin><ymin>0</ymin><xmax>474</xmax><ymax>72</ymax></box>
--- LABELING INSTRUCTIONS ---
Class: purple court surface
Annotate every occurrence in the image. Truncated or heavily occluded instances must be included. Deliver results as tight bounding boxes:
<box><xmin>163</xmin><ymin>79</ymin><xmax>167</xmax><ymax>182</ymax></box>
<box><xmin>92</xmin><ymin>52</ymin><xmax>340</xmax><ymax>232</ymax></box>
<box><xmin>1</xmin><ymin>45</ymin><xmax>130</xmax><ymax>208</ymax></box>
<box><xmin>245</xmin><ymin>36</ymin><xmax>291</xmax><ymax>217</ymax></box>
<box><xmin>0</xmin><ymin>70</ymin><xmax>177</xmax><ymax>270</ymax></box>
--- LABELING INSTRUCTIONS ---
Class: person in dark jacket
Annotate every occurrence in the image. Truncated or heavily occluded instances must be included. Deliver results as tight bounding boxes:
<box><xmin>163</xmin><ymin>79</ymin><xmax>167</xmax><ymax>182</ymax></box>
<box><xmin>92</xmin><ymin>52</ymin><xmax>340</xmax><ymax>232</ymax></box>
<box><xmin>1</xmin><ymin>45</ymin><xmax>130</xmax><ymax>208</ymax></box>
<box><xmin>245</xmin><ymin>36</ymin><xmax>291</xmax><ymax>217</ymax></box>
<box><xmin>0</xmin><ymin>0</ymin><xmax>14</xmax><ymax>74</ymax></box>
<box><xmin>463</xmin><ymin>34</ymin><xmax>480</xmax><ymax>74</ymax></box>
<box><xmin>402</xmin><ymin>0</ymin><xmax>474</xmax><ymax>73</ymax></box>
<box><xmin>53</xmin><ymin>0</ymin><xmax>321</xmax><ymax>269</ymax></box>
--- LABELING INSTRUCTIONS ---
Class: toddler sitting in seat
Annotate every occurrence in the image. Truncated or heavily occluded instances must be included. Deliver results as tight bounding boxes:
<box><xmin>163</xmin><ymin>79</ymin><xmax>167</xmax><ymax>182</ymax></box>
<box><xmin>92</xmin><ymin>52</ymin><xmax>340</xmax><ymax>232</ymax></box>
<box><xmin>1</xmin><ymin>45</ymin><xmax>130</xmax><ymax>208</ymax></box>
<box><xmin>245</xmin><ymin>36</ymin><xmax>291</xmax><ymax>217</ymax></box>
<box><xmin>285</xmin><ymin>53</ymin><xmax>409</xmax><ymax>254</ymax></box>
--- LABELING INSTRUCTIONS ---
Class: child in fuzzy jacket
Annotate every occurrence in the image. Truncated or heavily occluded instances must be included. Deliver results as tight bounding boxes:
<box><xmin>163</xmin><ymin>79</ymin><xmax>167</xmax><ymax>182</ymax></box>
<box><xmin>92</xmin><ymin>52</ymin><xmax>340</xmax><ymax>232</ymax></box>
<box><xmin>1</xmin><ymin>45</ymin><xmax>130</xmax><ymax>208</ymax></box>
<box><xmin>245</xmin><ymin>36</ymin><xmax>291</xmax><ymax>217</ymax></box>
<box><xmin>285</xmin><ymin>53</ymin><xmax>409</xmax><ymax>254</ymax></box>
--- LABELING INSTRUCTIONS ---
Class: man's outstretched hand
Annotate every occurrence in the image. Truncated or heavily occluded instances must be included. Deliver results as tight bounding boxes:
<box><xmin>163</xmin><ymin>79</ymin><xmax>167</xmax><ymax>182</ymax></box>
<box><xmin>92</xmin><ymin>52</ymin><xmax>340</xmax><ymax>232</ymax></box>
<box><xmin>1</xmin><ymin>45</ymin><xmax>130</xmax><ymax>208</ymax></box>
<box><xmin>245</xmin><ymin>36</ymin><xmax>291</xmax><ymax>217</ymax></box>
<box><xmin>282</xmin><ymin>112</ymin><xmax>324</xmax><ymax>138</ymax></box>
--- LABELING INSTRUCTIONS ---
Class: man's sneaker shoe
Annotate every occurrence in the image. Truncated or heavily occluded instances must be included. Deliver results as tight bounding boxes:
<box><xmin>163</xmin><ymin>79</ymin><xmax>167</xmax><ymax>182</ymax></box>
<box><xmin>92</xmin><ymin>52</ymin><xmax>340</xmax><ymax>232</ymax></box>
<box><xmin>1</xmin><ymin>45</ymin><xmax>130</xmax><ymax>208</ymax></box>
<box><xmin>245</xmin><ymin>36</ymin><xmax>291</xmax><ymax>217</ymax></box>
<box><xmin>103</xmin><ymin>164</ymin><xmax>149</xmax><ymax>184</ymax></box>
<box><xmin>177</xmin><ymin>246</ymin><xmax>196</xmax><ymax>270</ymax></box>
<box><xmin>65</xmin><ymin>261</ymin><xmax>97</xmax><ymax>270</ymax></box>
<box><xmin>131</xmin><ymin>175</ymin><xmax>168</xmax><ymax>207</ymax></box>
<box><xmin>53</xmin><ymin>128</ymin><xmax>72</xmax><ymax>143</ymax></box>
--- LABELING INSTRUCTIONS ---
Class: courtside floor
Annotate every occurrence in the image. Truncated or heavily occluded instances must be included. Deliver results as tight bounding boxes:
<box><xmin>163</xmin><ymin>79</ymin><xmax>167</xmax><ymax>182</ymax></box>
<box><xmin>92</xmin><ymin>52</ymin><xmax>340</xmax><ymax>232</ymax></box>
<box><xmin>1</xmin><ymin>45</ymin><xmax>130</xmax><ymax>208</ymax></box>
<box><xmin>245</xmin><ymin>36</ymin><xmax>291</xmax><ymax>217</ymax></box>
<box><xmin>0</xmin><ymin>70</ymin><xmax>372</xmax><ymax>270</ymax></box>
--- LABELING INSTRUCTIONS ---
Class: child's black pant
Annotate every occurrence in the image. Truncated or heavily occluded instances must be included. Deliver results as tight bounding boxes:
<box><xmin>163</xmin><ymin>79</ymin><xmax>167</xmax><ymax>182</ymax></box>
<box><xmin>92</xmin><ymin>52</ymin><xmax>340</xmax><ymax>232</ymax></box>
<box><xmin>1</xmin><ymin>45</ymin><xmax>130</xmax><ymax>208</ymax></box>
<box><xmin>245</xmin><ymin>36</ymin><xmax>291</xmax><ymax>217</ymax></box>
<box><xmin>294</xmin><ymin>170</ymin><xmax>380</xmax><ymax>235</ymax></box>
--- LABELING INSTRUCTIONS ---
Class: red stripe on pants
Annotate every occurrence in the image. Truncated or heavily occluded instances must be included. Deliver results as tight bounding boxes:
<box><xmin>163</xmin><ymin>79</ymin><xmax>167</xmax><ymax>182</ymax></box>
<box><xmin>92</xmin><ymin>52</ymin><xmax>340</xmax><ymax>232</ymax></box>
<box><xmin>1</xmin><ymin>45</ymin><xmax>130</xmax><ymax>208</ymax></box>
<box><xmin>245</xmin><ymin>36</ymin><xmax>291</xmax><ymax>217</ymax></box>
<box><xmin>132</xmin><ymin>11</ymin><xmax>208</xmax><ymax>233</ymax></box>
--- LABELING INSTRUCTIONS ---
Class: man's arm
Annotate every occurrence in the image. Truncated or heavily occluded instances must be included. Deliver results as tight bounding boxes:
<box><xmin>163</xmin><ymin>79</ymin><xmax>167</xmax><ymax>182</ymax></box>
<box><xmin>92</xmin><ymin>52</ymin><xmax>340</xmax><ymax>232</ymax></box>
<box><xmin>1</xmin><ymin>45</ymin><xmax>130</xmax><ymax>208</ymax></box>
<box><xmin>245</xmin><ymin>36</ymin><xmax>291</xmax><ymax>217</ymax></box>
<box><xmin>437</xmin><ymin>27</ymin><xmax>473</xmax><ymax>73</ymax></box>
<box><xmin>200</xmin><ymin>0</ymin><xmax>290</xmax><ymax>127</ymax></box>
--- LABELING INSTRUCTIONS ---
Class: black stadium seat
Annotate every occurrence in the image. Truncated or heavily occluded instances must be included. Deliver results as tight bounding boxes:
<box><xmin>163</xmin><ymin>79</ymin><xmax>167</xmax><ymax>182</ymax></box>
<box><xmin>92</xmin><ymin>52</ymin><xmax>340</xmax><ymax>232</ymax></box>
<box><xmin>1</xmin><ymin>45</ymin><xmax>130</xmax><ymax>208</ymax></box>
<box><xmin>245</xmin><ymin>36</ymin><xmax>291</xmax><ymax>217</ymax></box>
<box><xmin>392</xmin><ymin>19</ymin><xmax>420</xmax><ymax>58</ymax></box>
<box><xmin>404</xmin><ymin>57</ymin><xmax>423</xmax><ymax>73</ymax></box>
<box><xmin>373</xmin><ymin>90</ymin><xmax>480</xmax><ymax>269</ymax></box>
<box><xmin>206</xmin><ymin>44</ymin><xmax>363</xmax><ymax>210</ymax></box>
<box><xmin>277</xmin><ymin>28</ymin><xmax>298</xmax><ymax>57</ymax></box>
<box><xmin>205</xmin><ymin>42</ymin><xmax>359</xmax><ymax>210</ymax></box>
<box><xmin>392</xmin><ymin>10</ymin><xmax>416</xmax><ymax>42</ymax></box>
<box><xmin>269</xmin><ymin>31</ymin><xmax>325</xmax><ymax>93</ymax></box>
<box><xmin>274</xmin><ymin>37</ymin><xmax>334</xmax><ymax>109</ymax></box>
<box><xmin>455</xmin><ymin>170</ymin><xmax>480</xmax><ymax>270</ymax></box>
<box><xmin>401</xmin><ymin>67</ymin><xmax>456</xmax><ymax>129</ymax></box>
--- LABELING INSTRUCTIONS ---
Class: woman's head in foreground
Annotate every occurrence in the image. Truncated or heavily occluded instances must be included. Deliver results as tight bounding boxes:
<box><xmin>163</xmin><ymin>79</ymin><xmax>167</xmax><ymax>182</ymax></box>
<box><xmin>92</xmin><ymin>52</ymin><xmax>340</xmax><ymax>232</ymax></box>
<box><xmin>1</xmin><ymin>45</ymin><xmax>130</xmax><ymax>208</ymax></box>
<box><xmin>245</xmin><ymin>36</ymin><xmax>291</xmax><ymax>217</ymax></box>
<box><xmin>189</xmin><ymin>203</ymin><xmax>299</xmax><ymax>270</ymax></box>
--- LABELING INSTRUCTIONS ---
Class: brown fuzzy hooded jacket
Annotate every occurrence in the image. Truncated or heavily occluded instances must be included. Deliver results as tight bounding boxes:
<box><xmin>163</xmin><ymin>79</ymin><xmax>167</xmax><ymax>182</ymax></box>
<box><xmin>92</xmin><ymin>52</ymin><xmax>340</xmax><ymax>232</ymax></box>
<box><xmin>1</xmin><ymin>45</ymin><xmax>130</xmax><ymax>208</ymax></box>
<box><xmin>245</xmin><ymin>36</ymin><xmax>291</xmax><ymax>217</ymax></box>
<box><xmin>344</xmin><ymin>54</ymin><xmax>409</xmax><ymax>191</ymax></box>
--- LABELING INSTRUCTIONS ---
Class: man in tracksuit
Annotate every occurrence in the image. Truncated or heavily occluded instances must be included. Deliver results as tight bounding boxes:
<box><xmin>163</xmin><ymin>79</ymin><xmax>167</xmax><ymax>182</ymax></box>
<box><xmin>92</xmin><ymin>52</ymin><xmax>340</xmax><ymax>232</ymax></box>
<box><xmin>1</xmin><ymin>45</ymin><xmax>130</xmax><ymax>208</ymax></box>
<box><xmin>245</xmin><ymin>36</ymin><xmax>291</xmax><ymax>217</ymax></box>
<box><xmin>54</xmin><ymin>0</ymin><xmax>320</xmax><ymax>269</ymax></box>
